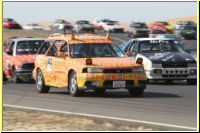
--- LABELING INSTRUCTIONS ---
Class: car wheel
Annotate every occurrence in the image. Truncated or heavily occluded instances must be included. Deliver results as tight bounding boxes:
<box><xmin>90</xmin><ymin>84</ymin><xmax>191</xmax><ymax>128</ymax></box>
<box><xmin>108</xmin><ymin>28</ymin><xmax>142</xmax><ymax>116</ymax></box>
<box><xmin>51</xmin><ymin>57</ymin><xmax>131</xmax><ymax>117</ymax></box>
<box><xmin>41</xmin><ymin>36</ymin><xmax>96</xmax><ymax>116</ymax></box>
<box><xmin>128</xmin><ymin>88</ymin><xmax>144</xmax><ymax>97</ymax></box>
<box><xmin>13</xmin><ymin>68</ymin><xmax>22</xmax><ymax>83</ymax></box>
<box><xmin>36</xmin><ymin>69</ymin><xmax>50</xmax><ymax>93</ymax></box>
<box><xmin>187</xmin><ymin>79</ymin><xmax>197</xmax><ymax>85</ymax></box>
<box><xmin>94</xmin><ymin>89</ymin><xmax>106</xmax><ymax>96</ymax></box>
<box><xmin>69</xmin><ymin>71</ymin><xmax>81</xmax><ymax>97</ymax></box>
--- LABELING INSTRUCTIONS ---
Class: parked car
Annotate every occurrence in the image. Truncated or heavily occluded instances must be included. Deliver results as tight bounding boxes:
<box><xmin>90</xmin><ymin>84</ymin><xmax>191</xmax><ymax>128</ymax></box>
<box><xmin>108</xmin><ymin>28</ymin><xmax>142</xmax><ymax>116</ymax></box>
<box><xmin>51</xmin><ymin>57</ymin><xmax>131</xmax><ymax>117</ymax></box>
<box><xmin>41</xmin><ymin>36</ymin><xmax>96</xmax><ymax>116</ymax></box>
<box><xmin>93</xmin><ymin>19</ymin><xmax>124</xmax><ymax>33</ymax></box>
<box><xmin>3</xmin><ymin>18</ymin><xmax>22</xmax><ymax>29</ymax></box>
<box><xmin>33</xmin><ymin>33</ymin><xmax>147</xmax><ymax>97</ymax></box>
<box><xmin>121</xmin><ymin>38</ymin><xmax>197</xmax><ymax>84</ymax></box>
<box><xmin>49</xmin><ymin>19</ymin><xmax>73</xmax><ymax>31</ymax></box>
<box><xmin>92</xmin><ymin>18</ymin><xmax>104</xmax><ymax>31</ymax></box>
<box><xmin>3</xmin><ymin>38</ymin><xmax>45</xmax><ymax>83</ymax></box>
<box><xmin>73</xmin><ymin>20</ymin><xmax>94</xmax><ymax>33</ymax></box>
<box><xmin>23</xmin><ymin>23</ymin><xmax>43</xmax><ymax>30</ymax></box>
<box><xmin>127</xmin><ymin>22</ymin><xmax>149</xmax><ymax>38</ymax></box>
<box><xmin>174</xmin><ymin>20</ymin><xmax>197</xmax><ymax>30</ymax></box>
<box><xmin>150</xmin><ymin>21</ymin><xmax>174</xmax><ymax>34</ymax></box>
<box><xmin>175</xmin><ymin>25</ymin><xmax>197</xmax><ymax>39</ymax></box>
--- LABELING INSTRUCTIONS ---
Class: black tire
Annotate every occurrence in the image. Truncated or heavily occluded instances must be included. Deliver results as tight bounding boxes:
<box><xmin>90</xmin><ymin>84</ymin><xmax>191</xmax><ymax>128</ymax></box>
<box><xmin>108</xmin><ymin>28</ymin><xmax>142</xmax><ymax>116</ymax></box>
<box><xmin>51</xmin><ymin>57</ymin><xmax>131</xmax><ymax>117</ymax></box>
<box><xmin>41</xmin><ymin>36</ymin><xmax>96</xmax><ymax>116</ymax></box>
<box><xmin>187</xmin><ymin>79</ymin><xmax>197</xmax><ymax>85</ymax></box>
<box><xmin>13</xmin><ymin>68</ymin><xmax>22</xmax><ymax>83</ymax></box>
<box><xmin>3</xmin><ymin>72</ymin><xmax>7</xmax><ymax>82</ymax></box>
<box><xmin>36</xmin><ymin>69</ymin><xmax>50</xmax><ymax>93</ymax></box>
<box><xmin>94</xmin><ymin>89</ymin><xmax>106</xmax><ymax>96</ymax></box>
<box><xmin>69</xmin><ymin>71</ymin><xmax>81</xmax><ymax>97</ymax></box>
<box><xmin>128</xmin><ymin>88</ymin><xmax>144</xmax><ymax>97</ymax></box>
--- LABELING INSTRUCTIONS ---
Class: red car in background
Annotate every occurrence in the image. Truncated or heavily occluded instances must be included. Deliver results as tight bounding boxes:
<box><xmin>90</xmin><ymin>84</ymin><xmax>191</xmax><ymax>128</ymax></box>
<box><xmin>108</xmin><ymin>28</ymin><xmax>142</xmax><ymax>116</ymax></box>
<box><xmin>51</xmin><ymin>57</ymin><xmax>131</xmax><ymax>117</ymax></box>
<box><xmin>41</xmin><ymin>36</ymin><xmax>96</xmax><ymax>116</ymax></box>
<box><xmin>3</xmin><ymin>18</ymin><xmax>22</xmax><ymax>29</ymax></box>
<box><xmin>150</xmin><ymin>21</ymin><xmax>174</xmax><ymax>34</ymax></box>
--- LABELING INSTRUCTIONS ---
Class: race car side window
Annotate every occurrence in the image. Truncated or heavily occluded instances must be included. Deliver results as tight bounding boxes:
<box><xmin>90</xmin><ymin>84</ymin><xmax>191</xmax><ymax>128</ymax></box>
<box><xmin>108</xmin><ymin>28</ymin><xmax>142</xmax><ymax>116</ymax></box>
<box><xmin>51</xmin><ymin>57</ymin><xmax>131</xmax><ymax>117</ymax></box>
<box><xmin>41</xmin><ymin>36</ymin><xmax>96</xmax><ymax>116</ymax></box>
<box><xmin>60</xmin><ymin>42</ymin><xmax>68</xmax><ymax>53</ymax></box>
<box><xmin>130</xmin><ymin>41</ymin><xmax>138</xmax><ymax>53</ymax></box>
<box><xmin>123</xmin><ymin>40</ymin><xmax>133</xmax><ymax>52</ymax></box>
<box><xmin>7</xmin><ymin>41</ymin><xmax>15</xmax><ymax>55</ymax></box>
<box><xmin>47</xmin><ymin>43</ymin><xmax>58</xmax><ymax>56</ymax></box>
<box><xmin>37</xmin><ymin>41</ymin><xmax>51</xmax><ymax>55</ymax></box>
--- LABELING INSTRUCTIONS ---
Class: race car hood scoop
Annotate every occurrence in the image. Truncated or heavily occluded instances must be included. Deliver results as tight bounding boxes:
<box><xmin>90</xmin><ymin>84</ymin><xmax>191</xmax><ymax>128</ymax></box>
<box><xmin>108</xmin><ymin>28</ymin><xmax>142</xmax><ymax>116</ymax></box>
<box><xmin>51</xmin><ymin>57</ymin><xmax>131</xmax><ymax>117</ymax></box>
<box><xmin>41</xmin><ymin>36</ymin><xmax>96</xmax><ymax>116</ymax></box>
<box><xmin>142</xmin><ymin>52</ymin><xmax>196</xmax><ymax>64</ymax></box>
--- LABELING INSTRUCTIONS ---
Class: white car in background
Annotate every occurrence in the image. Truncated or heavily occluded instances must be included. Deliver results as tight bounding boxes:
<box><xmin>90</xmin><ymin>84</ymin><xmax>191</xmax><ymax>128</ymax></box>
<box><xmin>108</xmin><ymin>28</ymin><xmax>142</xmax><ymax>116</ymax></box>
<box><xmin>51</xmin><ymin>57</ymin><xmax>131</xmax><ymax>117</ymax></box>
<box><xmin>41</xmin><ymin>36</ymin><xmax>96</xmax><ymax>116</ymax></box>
<box><xmin>93</xmin><ymin>18</ymin><xmax>124</xmax><ymax>33</ymax></box>
<box><xmin>23</xmin><ymin>23</ymin><xmax>43</xmax><ymax>30</ymax></box>
<box><xmin>49</xmin><ymin>19</ymin><xmax>73</xmax><ymax>31</ymax></box>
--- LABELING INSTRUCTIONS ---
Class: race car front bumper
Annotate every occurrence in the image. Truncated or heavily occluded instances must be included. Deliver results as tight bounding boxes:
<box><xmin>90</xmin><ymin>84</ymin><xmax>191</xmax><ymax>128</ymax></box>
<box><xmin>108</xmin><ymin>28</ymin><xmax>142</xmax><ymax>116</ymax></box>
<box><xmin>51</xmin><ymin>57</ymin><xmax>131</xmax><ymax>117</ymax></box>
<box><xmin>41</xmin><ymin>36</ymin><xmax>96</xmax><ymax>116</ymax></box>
<box><xmin>146</xmin><ymin>67</ymin><xmax>197</xmax><ymax>80</ymax></box>
<box><xmin>15</xmin><ymin>69</ymin><xmax>33</xmax><ymax>81</ymax></box>
<box><xmin>76</xmin><ymin>72</ymin><xmax>147</xmax><ymax>90</ymax></box>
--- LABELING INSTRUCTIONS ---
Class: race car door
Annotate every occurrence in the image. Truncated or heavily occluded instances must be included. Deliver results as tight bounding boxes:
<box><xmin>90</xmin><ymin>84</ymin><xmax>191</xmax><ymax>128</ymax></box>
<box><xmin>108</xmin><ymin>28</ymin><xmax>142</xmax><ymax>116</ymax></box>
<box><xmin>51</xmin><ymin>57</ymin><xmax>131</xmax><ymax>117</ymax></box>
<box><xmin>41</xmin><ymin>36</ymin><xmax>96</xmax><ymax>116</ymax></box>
<box><xmin>45</xmin><ymin>40</ymin><xmax>68</xmax><ymax>87</ymax></box>
<box><xmin>52</xmin><ymin>41</ymin><xmax>69</xmax><ymax>87</ymax></box>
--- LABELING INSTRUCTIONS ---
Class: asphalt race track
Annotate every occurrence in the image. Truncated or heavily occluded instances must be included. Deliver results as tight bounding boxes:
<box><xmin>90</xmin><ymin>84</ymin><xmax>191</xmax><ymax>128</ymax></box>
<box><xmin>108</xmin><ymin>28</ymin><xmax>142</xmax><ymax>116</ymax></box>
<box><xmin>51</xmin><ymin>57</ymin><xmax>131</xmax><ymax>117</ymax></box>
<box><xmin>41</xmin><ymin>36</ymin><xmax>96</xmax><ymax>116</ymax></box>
<box><xmin>3</xmin><ymin>32</ymin><xmax>197</xmax><ymax>130</ymax></box>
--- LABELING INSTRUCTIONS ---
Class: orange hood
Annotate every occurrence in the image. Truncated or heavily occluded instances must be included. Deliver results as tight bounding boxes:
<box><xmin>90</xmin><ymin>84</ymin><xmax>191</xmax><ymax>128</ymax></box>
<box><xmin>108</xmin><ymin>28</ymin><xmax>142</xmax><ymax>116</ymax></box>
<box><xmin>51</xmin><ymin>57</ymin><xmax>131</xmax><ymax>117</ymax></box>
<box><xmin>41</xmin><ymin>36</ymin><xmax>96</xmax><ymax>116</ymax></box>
<box><xmin>72</xmin><ymin>57</ymin><xmax>141</xmax><ymax>69</ymax></box>
<box><xmin>12</xmin><ymin>54</ymin><xmax>36</xmax><ymax>67</ymax></box>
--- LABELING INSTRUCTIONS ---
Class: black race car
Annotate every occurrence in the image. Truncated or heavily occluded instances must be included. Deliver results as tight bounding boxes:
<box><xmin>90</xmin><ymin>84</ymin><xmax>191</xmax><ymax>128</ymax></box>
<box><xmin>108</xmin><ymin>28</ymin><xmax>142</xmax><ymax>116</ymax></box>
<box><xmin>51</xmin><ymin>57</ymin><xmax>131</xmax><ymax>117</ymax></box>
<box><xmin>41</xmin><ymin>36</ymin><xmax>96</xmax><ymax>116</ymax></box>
<box><xmin>121</xmin><ymin>38</ymin><xmax>197</xmax><ymax>84</ymax></box>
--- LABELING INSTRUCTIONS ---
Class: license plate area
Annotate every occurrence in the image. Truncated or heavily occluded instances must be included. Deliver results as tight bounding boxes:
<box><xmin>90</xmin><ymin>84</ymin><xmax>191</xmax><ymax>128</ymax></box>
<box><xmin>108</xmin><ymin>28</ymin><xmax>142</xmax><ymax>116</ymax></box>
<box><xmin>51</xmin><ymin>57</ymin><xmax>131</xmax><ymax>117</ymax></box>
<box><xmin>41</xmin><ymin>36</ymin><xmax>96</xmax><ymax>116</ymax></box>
<box><xmin>113</xmin><ymin>81</ymin><xmax>126</xmax><ymax>88</ymax></box>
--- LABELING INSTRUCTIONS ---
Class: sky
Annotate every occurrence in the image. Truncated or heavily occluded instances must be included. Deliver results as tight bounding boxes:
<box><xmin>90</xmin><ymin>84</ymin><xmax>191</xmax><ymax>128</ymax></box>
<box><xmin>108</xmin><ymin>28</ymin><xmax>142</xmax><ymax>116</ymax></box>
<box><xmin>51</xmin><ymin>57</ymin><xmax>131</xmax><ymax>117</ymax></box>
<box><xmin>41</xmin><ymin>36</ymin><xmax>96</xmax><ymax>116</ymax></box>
<box><xmin>3</xmin><ymin>2</ymin><xmax>197</xmax><ymax>24</ymax></box>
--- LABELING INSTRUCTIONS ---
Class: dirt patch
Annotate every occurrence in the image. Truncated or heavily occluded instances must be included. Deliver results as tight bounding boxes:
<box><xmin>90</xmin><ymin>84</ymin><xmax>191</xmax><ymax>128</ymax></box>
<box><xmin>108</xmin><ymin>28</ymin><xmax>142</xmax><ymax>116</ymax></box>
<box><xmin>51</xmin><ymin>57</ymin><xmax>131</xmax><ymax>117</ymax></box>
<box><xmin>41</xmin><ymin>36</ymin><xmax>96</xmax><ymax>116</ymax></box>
<box><xmin>2</xmin><ymin>29</ymin><xmax>49</xmax><ymax>45</ymax></box>
<box><xmin>3</xmin><ymin>107</ymin><xmax>163</xmax><ymax>131</ymax></box>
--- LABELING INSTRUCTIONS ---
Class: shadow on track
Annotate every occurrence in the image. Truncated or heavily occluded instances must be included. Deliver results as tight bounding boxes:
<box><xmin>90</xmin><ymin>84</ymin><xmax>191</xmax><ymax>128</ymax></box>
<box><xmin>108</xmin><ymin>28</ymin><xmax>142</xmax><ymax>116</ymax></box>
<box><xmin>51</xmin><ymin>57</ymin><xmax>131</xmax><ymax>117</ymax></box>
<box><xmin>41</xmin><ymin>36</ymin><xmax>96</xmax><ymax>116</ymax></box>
<box><xmin>48</xmin><ymin>90</ymin><xmax>181</xmax><ymax>99</ymax></box>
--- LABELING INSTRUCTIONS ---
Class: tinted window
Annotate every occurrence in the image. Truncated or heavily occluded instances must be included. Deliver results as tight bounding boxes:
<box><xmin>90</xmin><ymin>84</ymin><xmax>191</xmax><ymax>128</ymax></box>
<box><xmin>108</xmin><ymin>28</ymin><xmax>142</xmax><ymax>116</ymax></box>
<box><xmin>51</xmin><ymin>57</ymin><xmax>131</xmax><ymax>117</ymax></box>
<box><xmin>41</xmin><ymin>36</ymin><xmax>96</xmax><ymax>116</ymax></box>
<box><xmin>37</xmin><ymin>41</ymin><xmax>51</xmax><ymax>55</ymax></box>
<box><xmin>139</xmin><ymin>40</ymin><xmax>184</xmax><ymax>53</ymax></box>
<box><xmin>47</xmin><ymin>44</ymin><xmax>57</xmax><ymax>56</ymax></box>
<box><xmin>16</xmin><ymin>40</ymin><xmax>44</xmax><ymax>55</ymax></box>
<box><xmin>131</xmin><ymin>23</ymin><xmax>147</xmax><ymax>28</ymax></box>
<box><xmin>76</xmin><ymin>21</ymin><xmax>89</xmax><ymax>24</ymax></box>
<box><xmin>70</xmin><ymin>43</ymin><xmax>125</xmax><ymax>58</ymax></box>
<box><xmin>60</xmin><ymin>42</ymin><xmax>68</xmax><ymax>53</ymax></box>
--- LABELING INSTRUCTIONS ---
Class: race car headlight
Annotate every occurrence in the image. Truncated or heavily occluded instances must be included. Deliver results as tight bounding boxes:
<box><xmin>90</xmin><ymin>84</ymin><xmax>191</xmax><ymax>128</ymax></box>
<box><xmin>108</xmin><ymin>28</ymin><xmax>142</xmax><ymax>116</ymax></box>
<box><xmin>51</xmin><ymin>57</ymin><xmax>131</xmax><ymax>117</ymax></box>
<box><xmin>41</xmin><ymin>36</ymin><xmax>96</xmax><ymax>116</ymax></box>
<box><xmin>188</xmin><ymin>63</ymin><xmax>197</xmax><ymax>67</ymax></box>
<box><xmin>83</xmin><ymin>68</ymin><xmax>104</xmax><ymax>73</ymax></box>
<box><xmin>144</xmin><ymin>62</ymin><xmax>152</xmax><ymax>70</ymax></box>
<box><xmin>132</xmin><ymin>66</ymin><xmax>144</xmax><ymax>73</ymax></box>
<box><xmin>189</xmin><ymin>69</ymin><xmax>196</xmax><ymax>74</ymax></box>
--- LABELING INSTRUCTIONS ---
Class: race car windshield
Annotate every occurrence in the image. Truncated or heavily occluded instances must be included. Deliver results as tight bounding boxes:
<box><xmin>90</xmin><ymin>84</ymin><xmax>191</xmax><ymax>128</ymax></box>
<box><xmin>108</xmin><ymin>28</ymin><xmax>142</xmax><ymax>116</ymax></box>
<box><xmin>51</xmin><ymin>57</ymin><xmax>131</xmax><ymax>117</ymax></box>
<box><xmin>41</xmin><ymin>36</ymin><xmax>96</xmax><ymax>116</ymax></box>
<box><xmin>70</xmin><ymin>43</ymin><xmax>125</xmax><ymax>58</ymax></box>
<box><xmin>139</xmin><ymin>40</ymin><xmax>184</xmax><ymax>54</ymax></box>
<box><xmin>77</xmin><ymin>21</ymin><xmax>89</xmax><ymax>24</ymax></box>
<box><xmin>131</xmin><ymin>23</ymin><xmax>147</xmax><ymax>28</ymax></box>
<box><xmin>157</xmin><ymin>22</ymin><xmax>169</xmax><ymax>25</ymax></box>
<box><xmin>16</xmin><ymin>40</ymin><xmax>44</xmax><ymax>55</ymax></box>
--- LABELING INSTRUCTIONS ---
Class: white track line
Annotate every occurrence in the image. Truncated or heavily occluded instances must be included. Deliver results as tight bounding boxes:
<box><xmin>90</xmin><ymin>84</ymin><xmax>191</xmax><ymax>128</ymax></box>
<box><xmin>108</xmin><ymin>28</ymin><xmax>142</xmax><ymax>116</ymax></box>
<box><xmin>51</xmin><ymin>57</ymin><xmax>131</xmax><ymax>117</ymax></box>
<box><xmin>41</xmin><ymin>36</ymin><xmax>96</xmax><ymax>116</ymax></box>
<box><xmin>3</xmin><ymin>104</ymin><xmax>196</xmax><ymax>131</ymax></box>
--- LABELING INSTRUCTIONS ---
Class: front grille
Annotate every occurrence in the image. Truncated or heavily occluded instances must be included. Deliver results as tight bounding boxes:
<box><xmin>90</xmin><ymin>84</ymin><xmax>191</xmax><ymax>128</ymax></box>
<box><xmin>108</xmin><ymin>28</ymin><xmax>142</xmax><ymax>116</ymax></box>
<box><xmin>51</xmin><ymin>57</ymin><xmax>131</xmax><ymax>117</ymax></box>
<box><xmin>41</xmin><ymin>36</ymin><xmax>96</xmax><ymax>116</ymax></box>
<box><xmin>162</xmin><ymin>63</ymin><xmax>187</xmax><ymax>68</ymax></box>
<box><xmin>162</xmin><ymin>74</ymin><xmax>188</xmax><ymax>78</ymax></box>
<box><xmin>21</xmin><ymin>63</ymin><xmax>35</xmax><ymax>70</ymax></box>
<box><xmin>103</xmin><ymin>69</ymin><xmax>132</xmax><ymax>73</ymax></box>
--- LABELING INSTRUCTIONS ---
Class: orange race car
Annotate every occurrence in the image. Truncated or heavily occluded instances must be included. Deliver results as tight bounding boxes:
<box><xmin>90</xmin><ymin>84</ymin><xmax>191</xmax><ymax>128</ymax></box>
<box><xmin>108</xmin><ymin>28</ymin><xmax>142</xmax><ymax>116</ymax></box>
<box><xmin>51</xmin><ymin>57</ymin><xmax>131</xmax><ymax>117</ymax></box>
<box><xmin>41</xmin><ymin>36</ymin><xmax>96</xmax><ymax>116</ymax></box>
<box><xmin>33</xmin><ymin>33</ymin><xmax>147</xmax><ymax>97</ymax></box>
<box><xmin>3</xmin><ymin>38</ymin><xmax>45</xmax><ymax>83</ymax></box>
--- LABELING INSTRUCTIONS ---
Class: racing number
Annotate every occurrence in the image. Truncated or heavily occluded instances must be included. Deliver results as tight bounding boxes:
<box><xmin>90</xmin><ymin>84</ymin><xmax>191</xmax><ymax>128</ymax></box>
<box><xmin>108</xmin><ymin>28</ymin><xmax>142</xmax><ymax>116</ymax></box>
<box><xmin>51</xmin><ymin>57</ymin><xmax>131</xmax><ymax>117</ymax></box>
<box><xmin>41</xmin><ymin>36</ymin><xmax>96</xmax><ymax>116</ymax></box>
<box><xmin>47</xmin><ymin>58</ymin><xmax>52</xmax><ymax>71</ymax></box>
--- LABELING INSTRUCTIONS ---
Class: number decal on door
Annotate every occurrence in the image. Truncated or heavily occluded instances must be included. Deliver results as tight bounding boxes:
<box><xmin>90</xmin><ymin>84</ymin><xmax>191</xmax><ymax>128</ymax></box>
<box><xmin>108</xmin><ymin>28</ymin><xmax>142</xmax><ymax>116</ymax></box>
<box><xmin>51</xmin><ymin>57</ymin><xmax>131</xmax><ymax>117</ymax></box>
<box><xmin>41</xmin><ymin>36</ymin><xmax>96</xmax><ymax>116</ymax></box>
<box><xmin>47</xmin><ymin>58</ymin><xmax>52</xmax><ymax>71</ymax></box>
